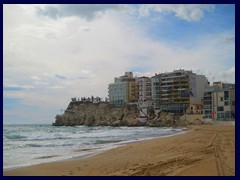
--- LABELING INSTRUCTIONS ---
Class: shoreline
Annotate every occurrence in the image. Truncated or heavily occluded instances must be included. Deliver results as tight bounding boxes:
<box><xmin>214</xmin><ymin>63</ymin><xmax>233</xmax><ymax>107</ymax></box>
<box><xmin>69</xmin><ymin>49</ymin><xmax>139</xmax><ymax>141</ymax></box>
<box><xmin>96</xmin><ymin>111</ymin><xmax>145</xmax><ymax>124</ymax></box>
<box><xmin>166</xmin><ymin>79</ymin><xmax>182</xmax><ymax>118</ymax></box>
<box><xmin>4</xmin><ymin>125</ymin><xmax>235</xmax><ymax>176</ymax></box>
<box><xmin>3</xmin><ymin>127</ymin><xmax>187</xmax><ymax>172</ymax></box>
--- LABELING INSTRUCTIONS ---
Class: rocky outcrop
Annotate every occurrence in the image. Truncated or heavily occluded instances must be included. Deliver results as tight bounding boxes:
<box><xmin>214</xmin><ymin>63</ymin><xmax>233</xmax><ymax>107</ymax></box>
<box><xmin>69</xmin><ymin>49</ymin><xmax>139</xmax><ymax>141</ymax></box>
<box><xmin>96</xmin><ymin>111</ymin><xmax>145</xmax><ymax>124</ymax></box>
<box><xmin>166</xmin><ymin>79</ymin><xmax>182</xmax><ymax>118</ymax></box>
<box><xmin>53</xmin><ymin>102</ymin><xmax>142</xmax><ymax>126</ymax></box>
<box><xmin>52</xmin><ymin>102</ymin><xmax>205</xmax><ymax>127</ymax></box>
<box><xmin>146</xmin><ymin>111</ymin><xmax>179</xmax><ymax>127</ymax></box>
<box><xmin>178</xmin><ymin>114</ymin><xmax>205</xmax><ymax>126</ymax></box>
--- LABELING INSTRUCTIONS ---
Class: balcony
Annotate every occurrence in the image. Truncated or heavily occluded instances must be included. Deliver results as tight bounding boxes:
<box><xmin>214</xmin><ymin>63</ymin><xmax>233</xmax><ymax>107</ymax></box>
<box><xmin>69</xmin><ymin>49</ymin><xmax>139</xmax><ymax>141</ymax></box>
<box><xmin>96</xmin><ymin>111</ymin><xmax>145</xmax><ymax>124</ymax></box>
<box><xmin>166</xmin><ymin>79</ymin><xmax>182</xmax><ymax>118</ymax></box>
<box><xmin>161</xmin><ymin>84</ymin><xmax>174</xmax><ymax>88</ymax></box>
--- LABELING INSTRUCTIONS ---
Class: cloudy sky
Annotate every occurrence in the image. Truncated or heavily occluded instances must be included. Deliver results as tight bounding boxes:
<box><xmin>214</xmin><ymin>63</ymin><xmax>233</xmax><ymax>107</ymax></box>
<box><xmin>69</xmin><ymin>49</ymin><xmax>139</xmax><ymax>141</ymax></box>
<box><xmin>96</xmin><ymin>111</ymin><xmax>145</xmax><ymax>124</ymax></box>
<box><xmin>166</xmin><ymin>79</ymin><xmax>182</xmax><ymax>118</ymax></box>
<box><xmin>3</xmin><ymin>4</ymin><xmax>235</xmax><ymax>124</ymax></box>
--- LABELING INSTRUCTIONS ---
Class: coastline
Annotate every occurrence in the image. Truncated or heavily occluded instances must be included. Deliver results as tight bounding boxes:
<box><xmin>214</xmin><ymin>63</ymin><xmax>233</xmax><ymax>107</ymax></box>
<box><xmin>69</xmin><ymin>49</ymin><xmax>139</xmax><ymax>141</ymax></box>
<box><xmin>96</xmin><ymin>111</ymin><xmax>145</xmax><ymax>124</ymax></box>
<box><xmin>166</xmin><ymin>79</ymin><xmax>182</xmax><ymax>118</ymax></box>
<box><xmin>3</xmin><ymin>126</ymin><xmax>186</xmax><ymax>171</ymax></box>
<box><xmin>4</xmin><ymin>125</ymin><xmax>235</xmax><ymax>176</ymax></box>
<box><xmin>3</xmin><ymin>127</ymin><xmax>186</xmax><ymax>171</ymax></box>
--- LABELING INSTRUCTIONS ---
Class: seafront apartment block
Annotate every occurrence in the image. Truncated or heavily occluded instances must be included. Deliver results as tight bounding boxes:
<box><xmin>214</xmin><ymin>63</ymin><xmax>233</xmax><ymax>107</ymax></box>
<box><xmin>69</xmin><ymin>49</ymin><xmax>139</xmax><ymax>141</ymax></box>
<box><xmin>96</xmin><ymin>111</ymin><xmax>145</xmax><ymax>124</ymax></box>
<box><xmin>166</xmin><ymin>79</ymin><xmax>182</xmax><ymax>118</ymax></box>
<box><xmin>151</xmin><ymin>74</ymin><xmax>161</xmax><ymax>109</ymax></box>
<box><xmin>203</xmin><ymin>82</ymin><xmax>235</xmax><ymax>120</ymax></box>
<box><xmin>108</xmin><ymin>72</ymin><xmax>138</xmax><ymax>105</ymax></box>
<box><xmin>153</xmin><ymin>69</ymin><xmax>209</xmax><ymax>113</ymax></box>
<box><xmin>138</xmin><ymin>76</ymin><xmax>152</xmax><ymax>102</ymax></box>
<box><xmin>108</xmin><ymin>70</ymin><xmax>233</xmax><ymax>118</ymax></box>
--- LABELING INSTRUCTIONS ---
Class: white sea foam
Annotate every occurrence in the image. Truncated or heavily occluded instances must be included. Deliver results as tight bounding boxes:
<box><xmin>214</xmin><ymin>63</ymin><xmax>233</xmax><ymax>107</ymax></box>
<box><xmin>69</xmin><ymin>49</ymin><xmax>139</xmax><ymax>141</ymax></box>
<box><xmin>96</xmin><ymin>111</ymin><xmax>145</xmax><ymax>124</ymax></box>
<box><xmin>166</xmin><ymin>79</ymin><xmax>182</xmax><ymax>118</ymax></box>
<box><xmin>3</xmin><ymin>124</ymin><xmax>185</xmax><ymax>170</ymax></box>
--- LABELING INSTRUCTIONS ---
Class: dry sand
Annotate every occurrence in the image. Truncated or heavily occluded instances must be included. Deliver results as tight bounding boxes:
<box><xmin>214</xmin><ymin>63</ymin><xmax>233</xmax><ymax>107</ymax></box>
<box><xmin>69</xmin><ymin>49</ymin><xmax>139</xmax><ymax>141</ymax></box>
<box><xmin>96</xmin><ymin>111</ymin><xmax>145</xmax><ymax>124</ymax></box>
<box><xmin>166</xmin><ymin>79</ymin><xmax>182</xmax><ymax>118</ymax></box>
<box><xmin>4</xmin><ymin>125</ymin><xmax>235</xmax><ymax>176</ymax></box>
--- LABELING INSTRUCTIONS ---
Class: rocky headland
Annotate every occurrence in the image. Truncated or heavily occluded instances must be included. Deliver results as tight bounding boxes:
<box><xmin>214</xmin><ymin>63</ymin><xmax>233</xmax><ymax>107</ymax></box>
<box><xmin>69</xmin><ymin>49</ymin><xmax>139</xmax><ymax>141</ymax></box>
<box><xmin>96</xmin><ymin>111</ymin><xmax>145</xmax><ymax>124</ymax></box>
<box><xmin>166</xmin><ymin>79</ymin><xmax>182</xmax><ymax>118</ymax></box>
<box><xmin>53</xmin><ymin>102</ymin><xmax>205</xmax><ymax>127</ymax></box>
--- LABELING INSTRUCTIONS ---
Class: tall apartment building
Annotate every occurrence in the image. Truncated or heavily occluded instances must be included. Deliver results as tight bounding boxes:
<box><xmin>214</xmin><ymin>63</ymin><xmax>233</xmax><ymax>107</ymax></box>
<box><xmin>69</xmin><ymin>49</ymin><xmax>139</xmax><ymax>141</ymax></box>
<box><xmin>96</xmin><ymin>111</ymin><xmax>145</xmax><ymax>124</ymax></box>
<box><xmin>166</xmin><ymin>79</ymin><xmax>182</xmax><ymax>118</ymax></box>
<box><xmin>151</xmin><ymin>74</ymin><xmax>161</xmax><ymax>109</ymax></box>
<box><xmin>203</xmin><ymin>87</ymin><xmax>214</xmax><ymax>118</ymax></box>
<box><xmin>137</xmin><ymin>76</ymin><xmax>152</xmax><ymax>123</ymax></box>
<box><xmin>108</xmin><ymin>72</ymin><xmax>138</xmax><ymax>105</ymax></box>
<box><xmin>155</xmin><ymin>69</ymin><xmax>209</xmax><ymax>113</ymax></box>
<box><xmin>128</xmin><ymin>80</ymin><xmax>139</xmax><ymax>103</ymax></box>
<box><xmin>138</xmin><ymin>77</ymin><xmax>152</xmax><ymax>101</ymax></box>
<box><xmin>203</xmin><ymin>82</ymin><xmax>235</xmax><ymax>120</ymax></box>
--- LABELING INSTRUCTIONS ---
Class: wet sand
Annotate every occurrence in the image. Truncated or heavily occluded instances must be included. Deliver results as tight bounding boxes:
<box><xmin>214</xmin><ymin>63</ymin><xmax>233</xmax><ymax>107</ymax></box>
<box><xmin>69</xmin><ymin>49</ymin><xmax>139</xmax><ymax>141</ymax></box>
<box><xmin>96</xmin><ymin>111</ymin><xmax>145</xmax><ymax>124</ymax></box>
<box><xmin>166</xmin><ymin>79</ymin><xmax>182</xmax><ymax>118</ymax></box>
<box><xmin>4</xmin><ymin>125</ymin><xmax>235</xmax><ymax>176</ymax></box>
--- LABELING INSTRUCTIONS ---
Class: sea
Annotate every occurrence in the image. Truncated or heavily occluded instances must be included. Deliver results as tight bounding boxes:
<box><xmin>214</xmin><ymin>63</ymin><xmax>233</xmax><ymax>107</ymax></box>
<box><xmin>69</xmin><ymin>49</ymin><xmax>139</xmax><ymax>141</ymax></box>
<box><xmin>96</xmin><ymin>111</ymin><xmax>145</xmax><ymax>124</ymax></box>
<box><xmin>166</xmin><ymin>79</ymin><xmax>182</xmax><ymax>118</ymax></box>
<box><xmin>3</xmin><ymin>124</ymin><xmax>186</xmax><ymax>170</ymax></box>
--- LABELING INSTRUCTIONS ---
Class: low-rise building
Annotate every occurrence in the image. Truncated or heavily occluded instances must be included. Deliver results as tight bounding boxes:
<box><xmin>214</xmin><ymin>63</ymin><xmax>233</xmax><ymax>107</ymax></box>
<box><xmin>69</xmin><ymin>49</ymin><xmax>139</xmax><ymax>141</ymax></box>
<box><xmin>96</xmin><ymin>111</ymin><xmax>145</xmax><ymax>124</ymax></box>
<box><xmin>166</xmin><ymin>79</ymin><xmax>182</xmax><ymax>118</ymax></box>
<box><xmin>203</xmin><ymin>82</ymin><xmax>235</xmax><ymax>120</ymax></box>
<box><xmin>186</xmin><ymin>104</ymin><xmax>203</xmax><ymax>114</ymax></box>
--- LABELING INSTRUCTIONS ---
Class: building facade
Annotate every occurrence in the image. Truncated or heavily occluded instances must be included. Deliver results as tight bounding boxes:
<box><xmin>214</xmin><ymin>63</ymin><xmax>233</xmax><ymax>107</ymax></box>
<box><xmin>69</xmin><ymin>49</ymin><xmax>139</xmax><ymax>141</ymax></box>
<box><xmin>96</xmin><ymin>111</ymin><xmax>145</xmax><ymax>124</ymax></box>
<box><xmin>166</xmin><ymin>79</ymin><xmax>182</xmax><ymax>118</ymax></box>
<box><xmin>203</xmin><ymin>87</ymin><xmax>214</xmax><ymax>119</ymax></box>
<box><xmin>128</xmin><ymin>80</ymin><xmax>139</xmax><ymax>103</ymax></box>
<box><xmin>186</xmin><ymin>104</ymin><xmax>203</xmax><ymax>114</ymax></box>
<box><xmin>158</xmin><ymin>69</ymin><xmax>209</xmax><ymax>113</ymax></box>
<box><xmin>151</xmin><ymin>74</ymin><xmax>161</xmax><ymax>109</ymax></box>
<box><xmin>203</xmin><ymin>82</ymin><xmax>235</xmax><ymax>120</ymax></box>
<box><xmin>138</xmin><ymin>77</ymin><xmax>152</xmax><ymax>101</ymax></box>
<box><xmin>108</xmin><ymin>72</ymin><xmax>138</xmax><ymax>105</ymax></box>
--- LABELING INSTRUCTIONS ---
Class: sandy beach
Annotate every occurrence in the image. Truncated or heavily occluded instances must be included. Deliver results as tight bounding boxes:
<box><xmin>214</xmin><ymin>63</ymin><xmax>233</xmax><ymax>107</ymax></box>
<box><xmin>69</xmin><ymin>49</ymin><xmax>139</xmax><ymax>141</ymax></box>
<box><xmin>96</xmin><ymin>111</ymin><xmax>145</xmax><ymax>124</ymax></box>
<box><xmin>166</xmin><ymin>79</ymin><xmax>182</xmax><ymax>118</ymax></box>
<box><xmin>4</xmin><ymin>125</ymin><xmax>235</xmax><ymax>176</ymax></box>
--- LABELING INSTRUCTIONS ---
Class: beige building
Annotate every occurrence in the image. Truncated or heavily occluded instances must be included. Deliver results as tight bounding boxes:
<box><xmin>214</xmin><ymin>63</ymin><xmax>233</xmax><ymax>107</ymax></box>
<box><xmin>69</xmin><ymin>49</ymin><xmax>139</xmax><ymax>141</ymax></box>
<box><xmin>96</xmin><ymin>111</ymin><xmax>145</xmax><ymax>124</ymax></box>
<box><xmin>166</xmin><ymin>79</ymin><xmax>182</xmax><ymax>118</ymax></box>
<box><xmin>186</xmin><ymin>104</ymin><xmax>203</xmax><ymax>114</ymax></box>
<box><xmin>158</xmin><ymin>69</ymin><xmax>209</xmax><ymax>113</ymax></box>
<box><xmin>212</xmin><ymin>87</ymin><xmax>235</xmax><ymax>120</ymax></box>
<box><xmin>203</xmin><ymin>82</ymin><xmax>235</xmax><ymax>120</ymax></box>
<box><xmin>127</xmin><ymin>80</ymin><xmax>139</xmax><ymax>103</ymax></box>
<box><xmin>138</xmin><ymin>76</ymin><xmax>152</xmax><ymax>101</ymax></box>
<box><xmin>108</xmin><ymin>72</ymin><xmax>138</xmax><ymax>105</ymax></box>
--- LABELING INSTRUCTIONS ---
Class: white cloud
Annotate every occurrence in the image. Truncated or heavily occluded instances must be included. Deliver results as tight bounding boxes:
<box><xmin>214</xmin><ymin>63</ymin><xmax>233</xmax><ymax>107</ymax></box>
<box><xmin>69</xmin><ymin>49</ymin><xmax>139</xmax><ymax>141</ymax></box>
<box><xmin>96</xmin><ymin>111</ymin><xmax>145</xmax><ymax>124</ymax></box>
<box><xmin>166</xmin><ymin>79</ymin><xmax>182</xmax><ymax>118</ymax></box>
<box><xmin>139</xmin><ymin>4</ymin><xmax>214</xmax><ymax>21</ymax></box>
<box><xmin>215</xmin><ymin>66</ymin><xmax>235</xmax><ymax>83</ymax></box>
<box><xmin>227</xmin><ymin>67</ymin><xmax>235</xmax><ymax>75</ymax></box>
<box><xmin>78</xmin><ymin>26</ymin><xmax>91</xmax><ymax>32</ymax></box>
<box><xmin>3</xmin><ymin>4</ymin><xmax>234</xmax><ymax>124</ymax></box>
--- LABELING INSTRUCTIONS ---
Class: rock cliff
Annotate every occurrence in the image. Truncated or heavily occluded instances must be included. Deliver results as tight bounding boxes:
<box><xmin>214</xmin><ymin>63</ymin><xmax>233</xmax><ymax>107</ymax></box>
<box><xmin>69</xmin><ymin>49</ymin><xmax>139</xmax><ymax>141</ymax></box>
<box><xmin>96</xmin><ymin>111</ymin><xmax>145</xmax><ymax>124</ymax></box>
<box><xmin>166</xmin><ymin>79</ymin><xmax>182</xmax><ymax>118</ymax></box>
<box><xmin>53</xmin><ymin>102</ymin><xmax>142</xmax><ymax>126</ymax></box>
<box><xmin>52</xmin><ymin>102</ymin><xmax>204</xmax><ymax>127</ymax></box>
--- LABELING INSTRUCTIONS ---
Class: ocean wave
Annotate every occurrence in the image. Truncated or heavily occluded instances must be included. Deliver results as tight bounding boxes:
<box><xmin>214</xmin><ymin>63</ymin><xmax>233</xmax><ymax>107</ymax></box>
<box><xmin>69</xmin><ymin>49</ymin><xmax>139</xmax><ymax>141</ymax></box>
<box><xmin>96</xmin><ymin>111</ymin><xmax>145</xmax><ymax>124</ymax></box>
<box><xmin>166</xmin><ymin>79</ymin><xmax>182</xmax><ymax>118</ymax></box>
<box><xmin>26</xmin><ymin>136</ymin><xmax>72</xmax><ymax>141</ymax></box>
<box><xmin>34</xmin><ymin>155</ymin><xmax>59</xmax><ymax>159</ymax></box>
<box><xmin>94</xmin><ymin>140</ymin><xmax>121</xmax><ymax>144</ymax></box>
<box><xmin>4</xmin><ymin>134</ymin><xmax>27</xmax><ymax>140</ymax></box>
<box><xmin>4</xmin><ymin>125</ymin><xmax>185</xmax><ymax>170</ymax></box>
<box><xmin>25</xmin><ymin>144</ymin><xmax>42</xmax><ymax>147</ymax></box>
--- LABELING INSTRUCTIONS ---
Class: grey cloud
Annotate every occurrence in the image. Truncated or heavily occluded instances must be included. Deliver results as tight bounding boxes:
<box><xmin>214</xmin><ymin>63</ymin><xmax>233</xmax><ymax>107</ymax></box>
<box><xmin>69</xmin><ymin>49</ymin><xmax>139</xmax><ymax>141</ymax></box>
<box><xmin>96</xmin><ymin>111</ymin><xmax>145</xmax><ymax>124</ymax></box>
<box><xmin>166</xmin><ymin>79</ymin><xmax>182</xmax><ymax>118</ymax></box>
<box><xmin>55</xmin><ymin>74</ymin><xmax>66</xmax><ymax>79</ymax></box>
<box><xmin>222</xmin><ymin>36</ymin><xmax>235</xmax><ymax>43</ymax></box>
<box><xmin>36</xmin><ymin>4</ymin><xmax>129</xmax><ymax>21</ymax></box>
<box><xmin>36</xmin><ymin>6</ymin><xmax>60</xmax><ymax>19</ymax></box>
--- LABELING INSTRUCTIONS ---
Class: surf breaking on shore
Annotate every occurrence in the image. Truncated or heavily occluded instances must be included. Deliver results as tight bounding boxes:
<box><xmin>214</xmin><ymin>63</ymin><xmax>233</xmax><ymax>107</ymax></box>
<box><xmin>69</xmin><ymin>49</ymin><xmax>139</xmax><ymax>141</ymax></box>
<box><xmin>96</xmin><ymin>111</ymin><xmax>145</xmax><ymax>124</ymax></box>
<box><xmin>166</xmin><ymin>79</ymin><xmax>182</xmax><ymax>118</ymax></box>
<box><xmin>4</xmin><ymin>125</ymin><xmax>235</xmax><ymax>176</ymax></box>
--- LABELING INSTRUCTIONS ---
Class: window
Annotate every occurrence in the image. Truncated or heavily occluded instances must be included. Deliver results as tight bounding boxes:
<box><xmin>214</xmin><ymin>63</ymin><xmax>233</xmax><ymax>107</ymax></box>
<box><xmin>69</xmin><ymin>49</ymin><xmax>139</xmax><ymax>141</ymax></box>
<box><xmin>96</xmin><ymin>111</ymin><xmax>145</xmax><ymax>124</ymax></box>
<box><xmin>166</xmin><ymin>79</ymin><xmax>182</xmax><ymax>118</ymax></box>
<box><xmin>225</xmin><ymin>112</ymin><xmax>231</xmax><ymax>118</ymax></box>
<box><xmin>232</xmin><ymin>101</ymin><xmax>235</xmax><ymax>106</ymax></box>
<box><xmin>217</xmin><ymin>106</ymin><xmax>224</xmax><ymax>111</ymax></box>
<box><xmin>220</xmin><ymin>97</ymin><xmax>223</xmax><ymax>101</ymax></box>
<box><xmin>204</xmin><ymin>105</ymin><xmax>211</xmax><ymax>109</ymax></box>
<box><xmin>224</xmin><ymin>101</ymin><xmax>230</xmax><ymax>106</ymax></box>
<box><xmin>224</xmin><ymin>91</ymin><xmax>229</xmax><ymax>100</ymax></box>
<box><xmin>217</xmin><ymin>113</ymin><xmax>225</xmax><ymax>119</ymax></box>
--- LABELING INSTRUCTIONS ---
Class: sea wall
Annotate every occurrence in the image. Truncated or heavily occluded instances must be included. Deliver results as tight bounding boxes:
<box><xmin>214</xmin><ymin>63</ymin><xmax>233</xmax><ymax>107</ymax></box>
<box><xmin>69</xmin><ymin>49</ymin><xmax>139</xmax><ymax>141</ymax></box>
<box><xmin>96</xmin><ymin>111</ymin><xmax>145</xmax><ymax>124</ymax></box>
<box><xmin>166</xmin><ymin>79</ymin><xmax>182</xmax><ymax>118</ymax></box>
<box><xmin>52</xmin><ymin>102</ymin><xmax>205</xmax><ymax>127</ymax></box>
